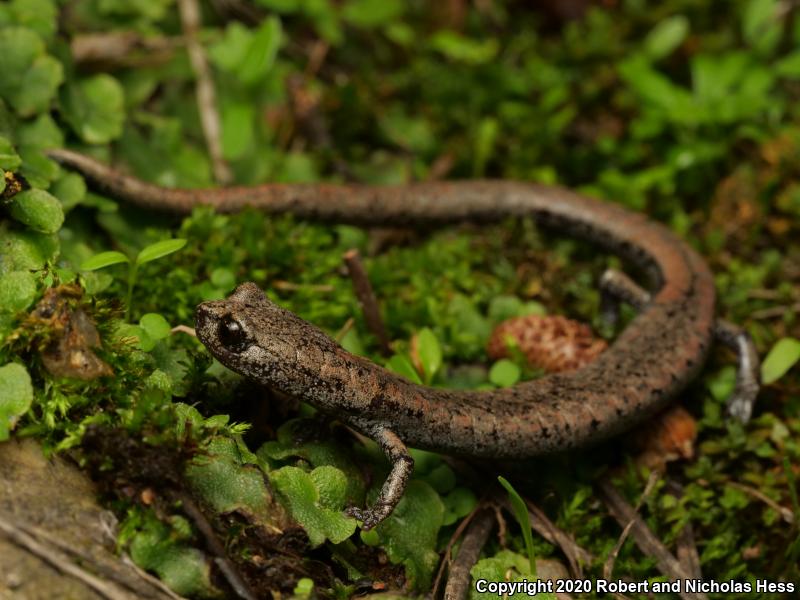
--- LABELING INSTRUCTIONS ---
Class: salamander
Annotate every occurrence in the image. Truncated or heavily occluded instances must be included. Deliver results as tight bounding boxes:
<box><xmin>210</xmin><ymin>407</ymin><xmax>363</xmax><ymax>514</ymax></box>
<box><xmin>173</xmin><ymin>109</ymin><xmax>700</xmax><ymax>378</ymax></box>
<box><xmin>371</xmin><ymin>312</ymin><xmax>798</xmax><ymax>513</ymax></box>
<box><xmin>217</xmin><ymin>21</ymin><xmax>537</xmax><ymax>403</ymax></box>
<box><xmin>48</xmin><ymin>148</ymin><xmax>760</xmax><ymax>529</ymax></box>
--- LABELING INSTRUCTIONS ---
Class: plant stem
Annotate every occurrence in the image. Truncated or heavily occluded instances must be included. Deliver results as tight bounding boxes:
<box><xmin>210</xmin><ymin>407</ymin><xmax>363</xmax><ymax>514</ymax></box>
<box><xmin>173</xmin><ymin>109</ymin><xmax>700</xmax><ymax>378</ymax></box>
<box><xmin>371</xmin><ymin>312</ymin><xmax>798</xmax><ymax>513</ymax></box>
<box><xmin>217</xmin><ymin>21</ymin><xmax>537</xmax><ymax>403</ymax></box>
<box><xmin>125</xmin><ymin>262</ymin><xmax>138</xmax><ymax>322</ymax></box>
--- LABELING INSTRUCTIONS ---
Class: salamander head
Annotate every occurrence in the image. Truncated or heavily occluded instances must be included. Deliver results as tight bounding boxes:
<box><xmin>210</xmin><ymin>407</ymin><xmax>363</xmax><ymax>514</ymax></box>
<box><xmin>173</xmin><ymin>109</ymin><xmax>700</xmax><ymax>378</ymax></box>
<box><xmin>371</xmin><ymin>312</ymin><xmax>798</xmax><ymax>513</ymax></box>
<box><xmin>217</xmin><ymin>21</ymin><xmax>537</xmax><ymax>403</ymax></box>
<box><xmin>195</xmin><ymin>282</ymin><xmax>339</xmax><ymax>391</ymax></box>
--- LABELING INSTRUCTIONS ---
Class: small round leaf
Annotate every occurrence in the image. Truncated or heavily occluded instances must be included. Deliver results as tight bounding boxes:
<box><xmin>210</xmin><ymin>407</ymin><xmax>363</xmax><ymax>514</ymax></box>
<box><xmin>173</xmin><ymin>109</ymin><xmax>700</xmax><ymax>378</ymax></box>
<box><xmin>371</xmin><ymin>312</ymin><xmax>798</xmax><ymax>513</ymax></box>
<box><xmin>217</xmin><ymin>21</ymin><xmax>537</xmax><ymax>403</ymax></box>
<box><xmin>489</xmin><ymin>359</ymin><xmax>521</xmax><ymax>387</ymax></box>
<box><xmin>139</xmin><ymin>313</ymin><xmax>171</xmax><ymax>341</ymax></box>
<box><xmin>0</xmin><ymin>271</ymin><xmax>37</xmax><ymax>313</ymax></box>
<box><xmin>8</xmin><ymin>188</ymin><xmax>64</xmax><ymax>233</ymax></box>
<box><xmin>0</xmin><ymin>362</ymin><xmax>34</xmax><ymax>440</ymax></box>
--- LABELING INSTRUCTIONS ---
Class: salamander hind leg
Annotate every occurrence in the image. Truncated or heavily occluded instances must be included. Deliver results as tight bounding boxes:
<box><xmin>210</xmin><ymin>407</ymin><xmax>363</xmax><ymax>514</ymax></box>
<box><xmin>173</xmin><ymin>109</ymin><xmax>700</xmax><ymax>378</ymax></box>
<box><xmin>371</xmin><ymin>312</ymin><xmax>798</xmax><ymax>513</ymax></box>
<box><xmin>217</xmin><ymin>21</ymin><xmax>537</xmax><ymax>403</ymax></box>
<box><xmin>599</xmin><ymin>268</ymin><xmax>651</xmax><ymax>326</ymax></box>
<box><xmin>599</xmin><ymin>269</ymin><xmax>760</xmax><ymax>423</ymax></box>
<box><xmin>345</xmin><ymin>427</ymin><xmax>414</xmax><ymax>530</ymax></box>
<box><xmin>714</xmin><ymin>320</ymin><xmax>760</xmax><ymax>423</ymax></box>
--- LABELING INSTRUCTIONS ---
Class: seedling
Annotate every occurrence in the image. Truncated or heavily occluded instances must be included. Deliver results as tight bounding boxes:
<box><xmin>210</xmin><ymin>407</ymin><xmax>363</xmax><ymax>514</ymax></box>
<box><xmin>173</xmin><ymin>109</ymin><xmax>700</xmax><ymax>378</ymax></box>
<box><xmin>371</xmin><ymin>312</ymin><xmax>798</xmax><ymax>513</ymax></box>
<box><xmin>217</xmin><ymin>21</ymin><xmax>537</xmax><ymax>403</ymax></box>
<box><xmin>81</xmin><ymin>239</ymin><xmax>187</xmax><ymax>321</ymax></box>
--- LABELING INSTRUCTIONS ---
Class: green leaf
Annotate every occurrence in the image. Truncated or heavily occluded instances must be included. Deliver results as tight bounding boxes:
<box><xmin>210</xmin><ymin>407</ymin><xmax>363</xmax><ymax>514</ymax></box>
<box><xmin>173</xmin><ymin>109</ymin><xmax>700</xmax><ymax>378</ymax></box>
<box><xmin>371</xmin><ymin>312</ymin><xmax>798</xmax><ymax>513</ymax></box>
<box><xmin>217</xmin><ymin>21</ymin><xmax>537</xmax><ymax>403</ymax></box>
<box><xmin>238</xmin><ymin>17</ymin><xmax>283</xmax><ymax>85</ymax></box>
<box><xmin>51</xmin><ymin>172</ymin><xmax>87</xmax><ymax>211</ymax></box>
<box><xmin>0</xmin><ymin>27</ymin><xmax>63</xmax><ymax>117</ymax></box>
<box><xmin>0</xmin><ymin>271</ymin><xmax>37</xmax><ymax>313</ymax></box>
<box><xmin>742</xmin><ymin>0</ymin><xmax>781</xmax><ymax>55</ymax></box>
<box><xmin>0</xmin><ymin>362</ymin><xmax>34</xmax><ymax>441</ymax></box>
<box><xmin>18</xmin><ymin>149</ymin><xmax>59</xmax><ymax>189</ymax></box>
<box><xmin>373</xmin><ymin>480</ymin><xmax>444</xmax><ymax>589</ymax></box>
<box><xmin>489</xmin><ymin>359</ymin><xmax>521</xmax><ymax>387</ymax></box>
<box><xmin>114</xmin><ymin>322</ymin><xmax>154</xmax><ymax>352</ymax></box>
<box><xmin>208</xmin><ymin>22</ymin><xmax>252</xmax><ymax>72</ymax></box>
<box><xmin>257</xmin><ymin>418</ymin><xmax>366</xmax><ymax>503</ymax></box>
<box><xmin>254</xmin><ymin>0</ymin><xmax>300</xmax><ymax>11</ymax></box>
<box><xmin>139</xmin><ymin>313</ymin><xmax>171</xmax><ymax>341</ymax></box>
<box><xmin>185</xmin><ymin>437</ymin><xmax>272</xmax><ymax>521</ymax></box>
<box><xmin>0</xmin><ymin>136</ymin><xmax>22</xmax><ymax>170</ymax></box>
<box><xmin>342</xmin><ymin>0</ymin><xmax>404</xmax><ymax>28</ymax></box>
<box><xmin>643</xmin><ymin>15</ymin><xmax>689</xmax><ymax>60</ymax></box>
<box><xmin>60</xmin><ymin>74</ymin><xmax>125</xmax><ymax>144</ymax></box>
<box><xmin>221</xmin><ymin>103</ymin><xmax>255</xmax><ymax>160</ymax></box>
<box><xmin>470</xmin><ymin>550</ymin><xmax>532</xmax><ymax>600</ymax></box>
<box><xmin>270</xmin><ymin>465</ymin><xmax>357</xmax><ymax>547</ymax></box>
<box><xmin>136</xmin><ymin>239</ymin><xmax>187</xmax><ymax>265</ymax></box>
<box><xmin>776</xmin><ymin>51</ymin><xmax>800</xmax><ymax>78</ymax></box>
<box><xmin>498</xmin><ymin>476</ymin><xmax>536</xmax><ymax>576</ymax></box>
<box><xmin>430</xmin><ymin>31</ymin><xmax>498</xmax><ymax>65</ymax></box>
<box><xmin>2</xmin><ymin>0</ymin><xmax>58</xmax><ymax>41</ymax></box>
<box><xmin>386</xmin><ymin>353</ymin><xmax>423</xmax><ymax>384</ymax></box>
<box><xmin>416</xmin><ymin>328</ymin><xmax>442</xmax><ymax>382</ymax></box>
<box><xmin>443</xmin><ymin>487</ymin><xmax>477</xmax><ymax>526</ymax></box>
<box><xmin>8</xmin><ymin>188</ymin><xmax>64</xmax><ymax>233</ymax></box>
<box><xmin>80</xmin><ymin>251</ymin><xmax>130</xmax><ymax>271</ymax></box>
<box><xmin>619</xmin><ymin>56</ymin><xmax>696</xmax><ymax>124</ymax></box>
<box><xmin>0</xmin><ymin>225</ymin><xmax>59</xmax><ymax>274</ymax></box>
<box><xmin>761</xmin><ymin>338</ymin><xmax>800</xmax><ymax>384</ymax></box>
<box><xmin>708</xmin><ymin>365</ymin><xmax>737</xmax><ymax>402</ymax></box>
<box><xmin>128</xmin><ymin>514</ymin><xmax>219</xmax><ymax>598</ymax></box>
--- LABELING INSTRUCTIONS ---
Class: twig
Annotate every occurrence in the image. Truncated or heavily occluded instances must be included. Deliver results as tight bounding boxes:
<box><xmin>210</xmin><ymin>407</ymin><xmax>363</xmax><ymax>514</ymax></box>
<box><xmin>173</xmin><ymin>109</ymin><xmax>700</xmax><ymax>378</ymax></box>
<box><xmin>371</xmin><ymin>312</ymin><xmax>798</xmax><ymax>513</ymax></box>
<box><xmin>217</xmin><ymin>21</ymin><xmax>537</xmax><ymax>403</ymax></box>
<box><xmin>603</xmin><ymin>471</ymin><xmax>659</xmax><ymax>584</ymax></box>
<box><xmin>171</xmin><ymin>324</ymin><xmax>196</xmax><ymax>337</ymax></box>
<box><xmin>121</xmin><ymin>554</ymin><xmax>187</xmax><ymax>600</ymax></box>
<box><xmin>71</xmin><ymin>32</ymin><xmax>177</xmax><ymax>70</ymax></box>
<box><xmin>343</xmin><ymin>249</ymin><xmax>391</xmax><ymax>356</ymax></box>
<box><xmin>676</xmin><ymin>523</ymin><xmax>703</xmax><ymax>581</ymax></box>
<box><xmin>727</xmin><ymin>481</ymin><xmax>795</xmax><ymax>524</ymax></box>
<box><xmin>523</xmin><ymin>499</ymin><xmax>593</xmax><ymax>578</ymax></box>
<box><xmin>0</xmin><ymin>513</ymin><xmax>134</xmax><ymax>600</ymax></box>
<box><xmin>272</xmin><ymin>280</ymin><xmax>335</xmax><ymax>293</ymax></box>
<box><xmin>335</xmin><ymin>317</ymin><xmax>355</xmax><ymax>343</ymax></box>
<box><xmin>492</xmin><ymin>502</ymin><xmax>507</xmax><ymax>547</ymax></box>
<box><xmin>171</xmin><ymin>492</ymin><xmax>257</xmax><ymax>600</ymax></box>
<box><xmin>444</xmin><ymin>508</ymin><xmax>495</xmax><ymax>600</ymax></box>
<box><xmin>177</xmin><ymin>0</ymin><xmax>232</xmax><ymax>185</ymax></box>
<box><xmin>596</xmin><ymin>478</ymin><xmax>708</xmax><ymax>600</ymax></box>
<box><xmin>10</xmin><ymin>518</ymin><xmax>181</xmax><ymax>599</ymax></box>
<box><xmin>432</xmin><ymin>500</ymin><xmax>486</xmax><ymax>598</ymax></box>
<box><xmin>209</xmin><ymin>0</ymin><xmax>264</xmax><ymax>25</ymax></box>
<box><xmin>751</xmin><ymin>302</ymin><xmax>800</xmax><ymax>320</ymax></box>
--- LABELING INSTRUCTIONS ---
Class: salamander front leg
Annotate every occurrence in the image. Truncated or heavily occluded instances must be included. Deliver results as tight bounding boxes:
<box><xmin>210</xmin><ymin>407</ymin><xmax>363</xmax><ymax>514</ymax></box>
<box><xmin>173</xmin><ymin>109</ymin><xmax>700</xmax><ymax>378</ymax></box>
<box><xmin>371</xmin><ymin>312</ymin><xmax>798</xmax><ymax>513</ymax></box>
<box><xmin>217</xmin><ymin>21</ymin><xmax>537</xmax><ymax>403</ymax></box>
<box><xmin>598</xmin><ymin>268</ymin><xmax>760</xmax><ymax>422</ymax></box>
<box><xmin>346</xmin><ymin>427</ymin><xmax>414</xmax><ymax>530</ymax></box>
<box><xmin>713</xmin><ymin>320</ymin><xmax>760</xmax><ymax>423</ymax></box>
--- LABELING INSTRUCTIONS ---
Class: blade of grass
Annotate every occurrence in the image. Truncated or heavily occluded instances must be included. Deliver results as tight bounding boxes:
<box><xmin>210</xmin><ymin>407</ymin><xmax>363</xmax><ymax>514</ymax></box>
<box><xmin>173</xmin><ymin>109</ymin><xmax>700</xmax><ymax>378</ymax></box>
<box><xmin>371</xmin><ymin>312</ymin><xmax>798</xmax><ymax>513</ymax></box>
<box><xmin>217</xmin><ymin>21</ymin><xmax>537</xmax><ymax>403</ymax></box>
<box><xmin>498</xmin><ymin>475</ymin><xmax>536</xmax><ymax>577</ymax></box>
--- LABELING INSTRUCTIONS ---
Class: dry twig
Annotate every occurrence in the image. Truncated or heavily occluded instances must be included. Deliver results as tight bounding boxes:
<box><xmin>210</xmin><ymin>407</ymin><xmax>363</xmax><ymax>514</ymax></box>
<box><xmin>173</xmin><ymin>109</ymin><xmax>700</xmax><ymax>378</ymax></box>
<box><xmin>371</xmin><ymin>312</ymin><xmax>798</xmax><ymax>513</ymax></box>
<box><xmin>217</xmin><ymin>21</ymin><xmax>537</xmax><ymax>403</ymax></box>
<box><xmin>343</xmin><ymin>248</ymin><xmax>392</xmax><ymax>356</ymax></box>
<box><xmin>602</xmin><ymin>471</ymin><xmax>659</xmax><ymax>585</ymax></box>
<box><xmin>171</xmin><ymin>492</ymin><xmax>257</xmax><ymax>600</ymax></box>
<box><xmin>171</xmin><ymin>325</ymin><xmax>196</xmax><ymax>337</ymax></box>
<box><xmin>178</xmin><ymin>0</ymin><xmax>232</xmax><ymax>185</ymax></box>
<box><xmin>0</xmin><ymin>513</ymin><xmax>135</xmax><ymax>600</ymax></box>
<box><xmin>443</xmin><ymin>508</ymin><xmax>496</xmax><ymax>600</ymax></box>
<box><xmin>726</xmin><ymin>481</ymin><xmax>795</xmax><ymax>524</ymax></box>
<box><xmin>751</xmin><ymin>302</ymin><xmax>800</xmax><ymax>320</ymax></box>
<box><xmin>596</xmin><ymin>478</ymin><xmax>709</xmax><ymax>600</ymax></box>
<box><xmin>523</xmin><ymin>499</ymin><xmax>593</xmax><ymax>577</ymax></box>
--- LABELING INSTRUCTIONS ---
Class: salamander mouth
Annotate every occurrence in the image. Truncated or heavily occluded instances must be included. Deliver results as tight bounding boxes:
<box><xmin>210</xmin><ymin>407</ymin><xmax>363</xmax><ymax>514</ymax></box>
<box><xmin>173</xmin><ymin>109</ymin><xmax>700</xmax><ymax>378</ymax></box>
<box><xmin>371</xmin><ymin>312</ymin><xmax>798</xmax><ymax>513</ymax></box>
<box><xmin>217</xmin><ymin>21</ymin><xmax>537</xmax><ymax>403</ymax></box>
<box><xmin>194</xmin><ymin>302</ymin><xmax>219</xmax><ymax>348</ymax></box>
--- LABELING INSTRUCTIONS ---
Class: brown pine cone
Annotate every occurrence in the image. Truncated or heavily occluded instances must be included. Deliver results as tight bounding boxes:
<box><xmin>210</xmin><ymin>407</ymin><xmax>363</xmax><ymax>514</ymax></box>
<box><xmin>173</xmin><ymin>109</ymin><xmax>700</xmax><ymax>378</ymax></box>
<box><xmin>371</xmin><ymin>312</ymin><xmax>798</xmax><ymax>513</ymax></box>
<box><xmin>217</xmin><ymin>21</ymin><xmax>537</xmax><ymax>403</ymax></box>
<box><xmin>487</xmin><ymin>314</ymin><xmax>607</xmax><ymax>373</ymax></box>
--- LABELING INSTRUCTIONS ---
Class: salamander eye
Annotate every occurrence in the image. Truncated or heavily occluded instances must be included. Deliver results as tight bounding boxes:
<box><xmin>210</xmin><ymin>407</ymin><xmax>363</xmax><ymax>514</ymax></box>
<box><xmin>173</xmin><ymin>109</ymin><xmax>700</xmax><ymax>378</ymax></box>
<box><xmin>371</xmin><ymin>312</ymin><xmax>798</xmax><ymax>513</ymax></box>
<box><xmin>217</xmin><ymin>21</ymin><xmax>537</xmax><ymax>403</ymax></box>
<box><xmin>218</xmin><ymin>315</ymin><xmax>250</xmax><ymax>353</ymax></box>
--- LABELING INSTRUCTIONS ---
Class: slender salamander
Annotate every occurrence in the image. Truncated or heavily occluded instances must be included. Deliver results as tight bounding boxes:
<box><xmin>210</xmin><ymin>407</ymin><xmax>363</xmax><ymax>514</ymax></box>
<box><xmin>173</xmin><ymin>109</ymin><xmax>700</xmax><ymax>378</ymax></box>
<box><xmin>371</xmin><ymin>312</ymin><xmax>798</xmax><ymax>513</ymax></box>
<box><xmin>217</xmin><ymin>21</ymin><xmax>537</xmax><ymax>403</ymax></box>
<box><xmin>48</xmin><ymin>148</ymin><xmax>760</xmax><ymax>528</ymax></box>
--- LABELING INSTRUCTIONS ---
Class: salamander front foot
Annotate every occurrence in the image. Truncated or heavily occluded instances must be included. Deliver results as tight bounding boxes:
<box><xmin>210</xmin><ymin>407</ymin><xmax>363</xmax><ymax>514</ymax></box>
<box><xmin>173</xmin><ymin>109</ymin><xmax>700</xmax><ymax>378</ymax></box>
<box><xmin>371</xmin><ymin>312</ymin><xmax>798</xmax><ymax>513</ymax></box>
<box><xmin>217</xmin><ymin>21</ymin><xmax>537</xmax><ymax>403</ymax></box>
<box><xmin>345</xmin><ymin>426</ymin><xmax>414</xmax><ymax>530</ymax></box>
<box><xmin>345</xmin><ymin>503</ymin><xmax>394</xmax><ymax>530</ymax></box>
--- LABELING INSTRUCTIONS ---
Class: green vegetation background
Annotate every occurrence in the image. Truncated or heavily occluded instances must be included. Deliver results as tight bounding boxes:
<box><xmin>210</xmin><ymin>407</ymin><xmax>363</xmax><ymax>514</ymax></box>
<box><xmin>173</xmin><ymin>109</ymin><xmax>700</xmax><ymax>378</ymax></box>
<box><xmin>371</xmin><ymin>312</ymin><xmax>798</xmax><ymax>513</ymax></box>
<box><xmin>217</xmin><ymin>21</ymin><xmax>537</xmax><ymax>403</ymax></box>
<box><xmin>1</xmin><ymin>0</ymin><xmax>799</xmax><ymax>598</ymax></box>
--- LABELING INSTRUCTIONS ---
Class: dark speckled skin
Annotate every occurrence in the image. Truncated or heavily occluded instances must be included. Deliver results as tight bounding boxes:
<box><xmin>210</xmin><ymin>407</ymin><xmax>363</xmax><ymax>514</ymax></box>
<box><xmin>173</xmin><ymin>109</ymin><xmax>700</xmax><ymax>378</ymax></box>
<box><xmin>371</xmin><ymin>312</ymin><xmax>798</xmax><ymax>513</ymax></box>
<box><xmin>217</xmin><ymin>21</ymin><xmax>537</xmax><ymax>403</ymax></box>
<box><xmin>48</xmin><ymin>148</ymin><xmax>716</xmax><ymax>456</ymax></box>
<box><xmin>50</xmin><ymin>148</ymin><xmax>756</xmax><ymax>526</ymax></box>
